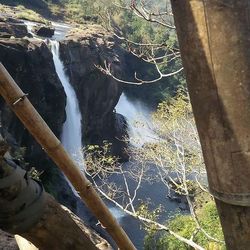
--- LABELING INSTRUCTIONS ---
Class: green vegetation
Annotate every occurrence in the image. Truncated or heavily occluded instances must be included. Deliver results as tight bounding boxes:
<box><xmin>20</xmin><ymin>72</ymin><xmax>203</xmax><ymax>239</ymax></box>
<box><xmin>84</xmin><ymin>91</ymin><xmax>225</xmax><ymax>249</ymax></box>
<box><xmin>145</xmin><ymin>201</ymin><xmax>224</xmax><ymax>250</ymax></box>
<box><xmin>138</xmin><ymin>92</ymin><xmax>224</xmax><ymax>248</ymax></box>
<box><xmin>107</xmin><ymin>1</ymin><xmax>185</xmax><ymax>106</ymax></box>
<box><xmin>0</xmin><ymin>2</ymin><xmax>47</xmax><ymax>23</ymax></box>
<box><xmin>15</xmin><ymin>5</ymin><xmax>47</xmax><ymax>23</ymax></box>
<box><xmin>0</xmin><ymin>0</ymin><xmax>106</xmax><ymax>23</ymax></box>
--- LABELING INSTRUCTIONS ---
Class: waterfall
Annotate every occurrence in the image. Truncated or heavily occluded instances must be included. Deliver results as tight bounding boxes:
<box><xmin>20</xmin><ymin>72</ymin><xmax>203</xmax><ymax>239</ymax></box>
<box><xmin>50</xmin><ymin>40</ymin><xmax>84</xmax><ymax>170</ymax></box>
<box><xmin>22</xmin><ymin>20</ymin><xmax>36</xmax><ymax>35</ymax></box>
<box><xmin>23</xmin><ymin>21</ymin><xmax>83</xmax><ymax>167</ymax></box>
<box><xmin>116</xmin><ymin>93</ymin><xmax>158</xmax><ymax>146</ymax></box>
<box><xmin>23</xmin><ymin>20</ymin><xmax>70</xmax><ymax>41</ymax></box>
<box><xmin>24</xmin><ymin>21</ymin><xmax>83</xmax><ymax>165</ymax></box>
<box><xmin>50</xmin><ymin>40</ymin><xmax>128</xmax><ymax>221</ymax></box>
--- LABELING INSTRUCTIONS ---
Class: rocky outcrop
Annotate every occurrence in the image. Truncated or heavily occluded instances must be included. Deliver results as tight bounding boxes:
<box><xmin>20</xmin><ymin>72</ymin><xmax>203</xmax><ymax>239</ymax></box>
<box><xmin>60</xmin><ymin>25</ymin><xmax>128</xmax><ymax>160</ymax></box>
<box><xmin>32</xmin><ymin>25</ymin><xmax>55</xmax><ymax>37</ymax></box>
<box><xmin>0</xmin><ymin>17</ymin><xmax>29</xmax><ymax>38</ymax></box>
<box><xmin>62</xmin><ymin>206</ymin><xmax>112</xmax><ymax>250</ymax></box>
<box><xmin>0</xmin><ymin>38</ymin><xmax>65</xmax><ymax>157</ymax></box>
<box><xmin>0</xmin><ymin>37</ymin><xmax>78</xmax><ymax>209</ymax></box>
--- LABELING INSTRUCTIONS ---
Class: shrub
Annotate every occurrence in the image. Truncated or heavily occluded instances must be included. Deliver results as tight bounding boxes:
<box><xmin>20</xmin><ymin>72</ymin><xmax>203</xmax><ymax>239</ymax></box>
<box><xmin>144</xmin><ymin>201</ymin><xmax>225</xmax><ymax>250</ymax></box>
<box><xmin>15</xmin><ymin>6</ymin><xmax>47</xmax><ymax>23</ymax></box>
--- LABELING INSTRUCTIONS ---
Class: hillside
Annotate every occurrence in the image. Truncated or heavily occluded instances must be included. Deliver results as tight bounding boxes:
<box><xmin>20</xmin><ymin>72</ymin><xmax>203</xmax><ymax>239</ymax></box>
<box><xmin>0</xmin><ymin>0</ymin><xmax>98</xmax><ymax>23</ymax></box>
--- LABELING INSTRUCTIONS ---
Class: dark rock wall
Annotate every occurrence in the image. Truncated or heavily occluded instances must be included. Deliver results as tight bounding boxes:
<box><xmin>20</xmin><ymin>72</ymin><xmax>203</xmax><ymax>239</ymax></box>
<box><xmin>0</xmin><ymin>38</ymin><xmax>77</xmax><ymax>209</ymax></box>
<box><xmin>0</xmin><ymin>39</ymin><xmax>65</xmax><ymax>164</ymax></box>
<box><xmin>60</xmin><ymin>26</ymin><xmax>128</xmax><ymax>160</ymax></box>
<box><xmin>0</xmin><ymin>24</ymin><xmax>130</xmax><ymax>211</ymax></box>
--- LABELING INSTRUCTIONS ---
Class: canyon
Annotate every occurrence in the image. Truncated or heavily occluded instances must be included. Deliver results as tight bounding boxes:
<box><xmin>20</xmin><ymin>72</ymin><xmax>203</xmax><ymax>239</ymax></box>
<box><xmin>0</xmin><ymin>16</ymin><xmax>147</xmax><ymax>249</ymax></box>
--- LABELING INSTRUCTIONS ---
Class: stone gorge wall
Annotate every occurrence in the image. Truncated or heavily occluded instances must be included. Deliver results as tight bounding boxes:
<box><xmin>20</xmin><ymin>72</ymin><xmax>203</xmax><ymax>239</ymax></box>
<box><xmin>0</xmin><ymin>39</ymin><xmax>66</xmax><ymax>142</ymax></box>
<box><xmin>0</xmin><ymin>17</ymin><xmax>130</xmax><ymax>248</ymax></box>
<box><xmin>0</xmin><ymin>37</ymin><xmax>79</xmax><ymax>209</ymax></box>
<box><xmin>60</xmin><ymin>25</ymin><xmax>128</xmax><ymax>160</ymax></box>
<box><xmin>0</xmin><ymin>20</ymin><xmax>129</xmax><ymax>211</ymax></box>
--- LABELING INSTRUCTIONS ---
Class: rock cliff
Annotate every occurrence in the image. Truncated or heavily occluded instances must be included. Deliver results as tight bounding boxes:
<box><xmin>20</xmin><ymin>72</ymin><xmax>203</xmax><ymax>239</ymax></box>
<box><xmin>0</xmin><ymin>37</ymin><xmax>78</xmax><ymax>209</ymax></box>
<box><xmin>0</xmin><ymin>17</ymin><xmax>130</xmax><ymax>249</ymax></box>
<box><xmin>0</xmin><ymin>19</ymin><xmax>129</xmax><ymax>209</ymax></box>
<box><xmin>0</xmin><ymin>16</ymin><xmax>29</xmax><ymax>38</ymax></box>
<box><xmin>60</xmin><ymin>25</ymin><xmax>128</xmax><ymax>160</ymax></box>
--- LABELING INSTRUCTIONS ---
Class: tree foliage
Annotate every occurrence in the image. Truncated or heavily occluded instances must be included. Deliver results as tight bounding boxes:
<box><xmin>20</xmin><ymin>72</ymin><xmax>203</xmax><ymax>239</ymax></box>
<box><xmin>145</xmin><ymin>201</ymin><xmax>224</xmax><ymax>250</ymax></box>
<box><xmin>83</xmin><ymin>91</ymin><xmax>224</xmax><ymax>249</ymax></box>
<box><xmin>133</xmin><ymin>90</ymin><xmax>204</xmax><ymax>197</ymax></box>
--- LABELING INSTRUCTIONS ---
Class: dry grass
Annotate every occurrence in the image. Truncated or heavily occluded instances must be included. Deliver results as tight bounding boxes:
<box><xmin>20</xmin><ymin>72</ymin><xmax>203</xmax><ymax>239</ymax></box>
<box><xmin>14</xmin><ymin>5</ymin><xmax>46</xmax><ymax>23</ymax></box>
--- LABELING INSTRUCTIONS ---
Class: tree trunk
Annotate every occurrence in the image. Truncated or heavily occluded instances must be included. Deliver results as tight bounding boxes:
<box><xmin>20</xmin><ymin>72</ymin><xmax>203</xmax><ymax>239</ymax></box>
<box><xmin>171</xmin><ymin>0</ymin><xmax>250</xmax><ymax>248</ymax></box>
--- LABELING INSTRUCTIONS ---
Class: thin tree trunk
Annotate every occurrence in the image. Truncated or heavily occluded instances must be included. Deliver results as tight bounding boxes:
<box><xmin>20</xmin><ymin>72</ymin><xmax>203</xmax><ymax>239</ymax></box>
<box><xmin>171</xmin><ymin>0</ymin><xmax>250</xmax><ymax>248</ymax></box>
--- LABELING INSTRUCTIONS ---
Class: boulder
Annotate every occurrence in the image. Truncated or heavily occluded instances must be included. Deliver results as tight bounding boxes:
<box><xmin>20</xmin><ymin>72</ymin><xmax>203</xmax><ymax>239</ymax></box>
<box><xmin>32</xmin><ymin>25</ymin><xmax>55</xmax><ymax>37</ymax></box>
<box><xmin>0</xmin><ymin>21</ymin><xmax>28</xmax><ymax>38</ymax></box>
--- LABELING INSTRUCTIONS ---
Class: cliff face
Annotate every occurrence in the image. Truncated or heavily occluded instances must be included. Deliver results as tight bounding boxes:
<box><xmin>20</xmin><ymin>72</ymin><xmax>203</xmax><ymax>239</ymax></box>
<box><xmin>0</xmin><ymin>18</ymin><xmax>129</xmax><ymax>248</ymax></box>
<box><xmin>0</xmin><ymin>20</ymin><xmax>129</xmax><ymax>210</ymax></box>
<box><xmin>0</xmin><ymin>37</ymin><xmax>79</xmax><ymax>209</ymax></box>
<box><xmin>0</xmin><ymin>39</ymin><xmax>66</xmax><ymax>139</ymax></box>
<box><xmin>60</xmin><ymin>25</ymin><xmax>128</xmax><ymax>160</ymax></box>
<box><xmin>0</xmin><ymin>16</ymin><xmax>29</xmax><ymax>38</ymax></box>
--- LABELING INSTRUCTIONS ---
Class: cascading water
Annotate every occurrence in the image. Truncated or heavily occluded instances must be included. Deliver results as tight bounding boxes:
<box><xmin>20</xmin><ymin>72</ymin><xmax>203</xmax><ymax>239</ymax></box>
<box><xmin>50</xmin><ymin>40</ymin><xmax>84</xmax><ymax>170</ymax></box>
<box><xmin>22</xmin><ymin>21</ymin><xmax>180</xmax><ymax>249</ymax></box>
<box><xmin>23</xmin><ymin>22</ymin><xmax>84</xmax><ymax>179</ymax></box>
<box><xmin>24</xmin><ymin>22</ymin><xmax>82</xmax><ymax>165</ymax></box>
<box><xmin>116</xmin><ymin>93</ymin><xmax>158</xmax><ymax>146</ymax></box>
<box><xmin>23</xmin><ymin>20</ymin><xmax>140</xmax><ymax>247</ymax></box>
<box><xmin>22</xmin><ymin>20</ymin><xmax>36</xmax><ymax>35</ymax></box>
<box><xmin>23</xmin><ymin>20</ymin><xmax>71</xmax><ymax>41</ymax></box>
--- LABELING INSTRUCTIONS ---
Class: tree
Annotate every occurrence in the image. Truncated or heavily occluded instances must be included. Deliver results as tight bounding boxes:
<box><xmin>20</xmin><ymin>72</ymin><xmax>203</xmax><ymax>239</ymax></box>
<box><xmin>92</xmin><ymin>0</ymin><xmax>185</xmax><ymax>106</ymax></box>
<box><xmin>171</xmin><ymin>0</ymin><xmax>250</xmax><ymax>249</ymax></box>
<box><xmin>97</xmin><ymin>0</ymin><xmax>183</xmax><ymax>79</ymax></box>
<box><xmin>84</xmin><ymin>91</ymin><xmax>224</xmax><ymax>249</ymax></box>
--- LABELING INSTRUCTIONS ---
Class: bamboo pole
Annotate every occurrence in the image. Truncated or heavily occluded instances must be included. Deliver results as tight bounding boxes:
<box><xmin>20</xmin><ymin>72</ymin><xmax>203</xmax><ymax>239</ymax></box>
<box><xmin>171</xmin><ymin>0</ymin><xmax>250</xmax><ymax>248</ymax></box>
<box><xmin>0</xmin><ymin>63</ymin><xmax>136</xmax><ymax>250</ymax></box>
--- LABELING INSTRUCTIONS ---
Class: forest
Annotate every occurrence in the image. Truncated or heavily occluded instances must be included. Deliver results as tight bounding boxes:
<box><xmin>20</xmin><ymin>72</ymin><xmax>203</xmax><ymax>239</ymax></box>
<box><xmin>0</xmin><ymin>1</ymin><xmax>249</xmax><ymax>250</ymax></box>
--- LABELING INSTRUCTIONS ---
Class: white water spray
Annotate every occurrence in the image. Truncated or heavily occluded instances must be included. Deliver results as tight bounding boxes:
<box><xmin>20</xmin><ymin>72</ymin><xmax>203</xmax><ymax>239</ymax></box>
<box><xmin>50</xmin><ymin>40</ymin><xmax>84</xmax><ymax>170</ymax></box>
<box><xmin>23</xmin><ymin>20</ymin><xmax>70</xmax><ymax>41</ymax></box>
<box><xmin>22</xmin><ymin>20</ymin><xmax>36</xmax><ymax>36</ymax></box>
<box><xmin>116</xmin><ymin>93</ymin><xmax>158</xmax><ymax>146</ymax></box>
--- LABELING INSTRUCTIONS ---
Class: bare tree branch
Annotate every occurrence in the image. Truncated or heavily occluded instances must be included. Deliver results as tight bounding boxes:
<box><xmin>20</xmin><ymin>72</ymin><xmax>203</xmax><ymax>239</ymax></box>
<box><xmin>95</xmin><ymin>61</ymin><xmax>183</xmax><ymax>85</ymax></box>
